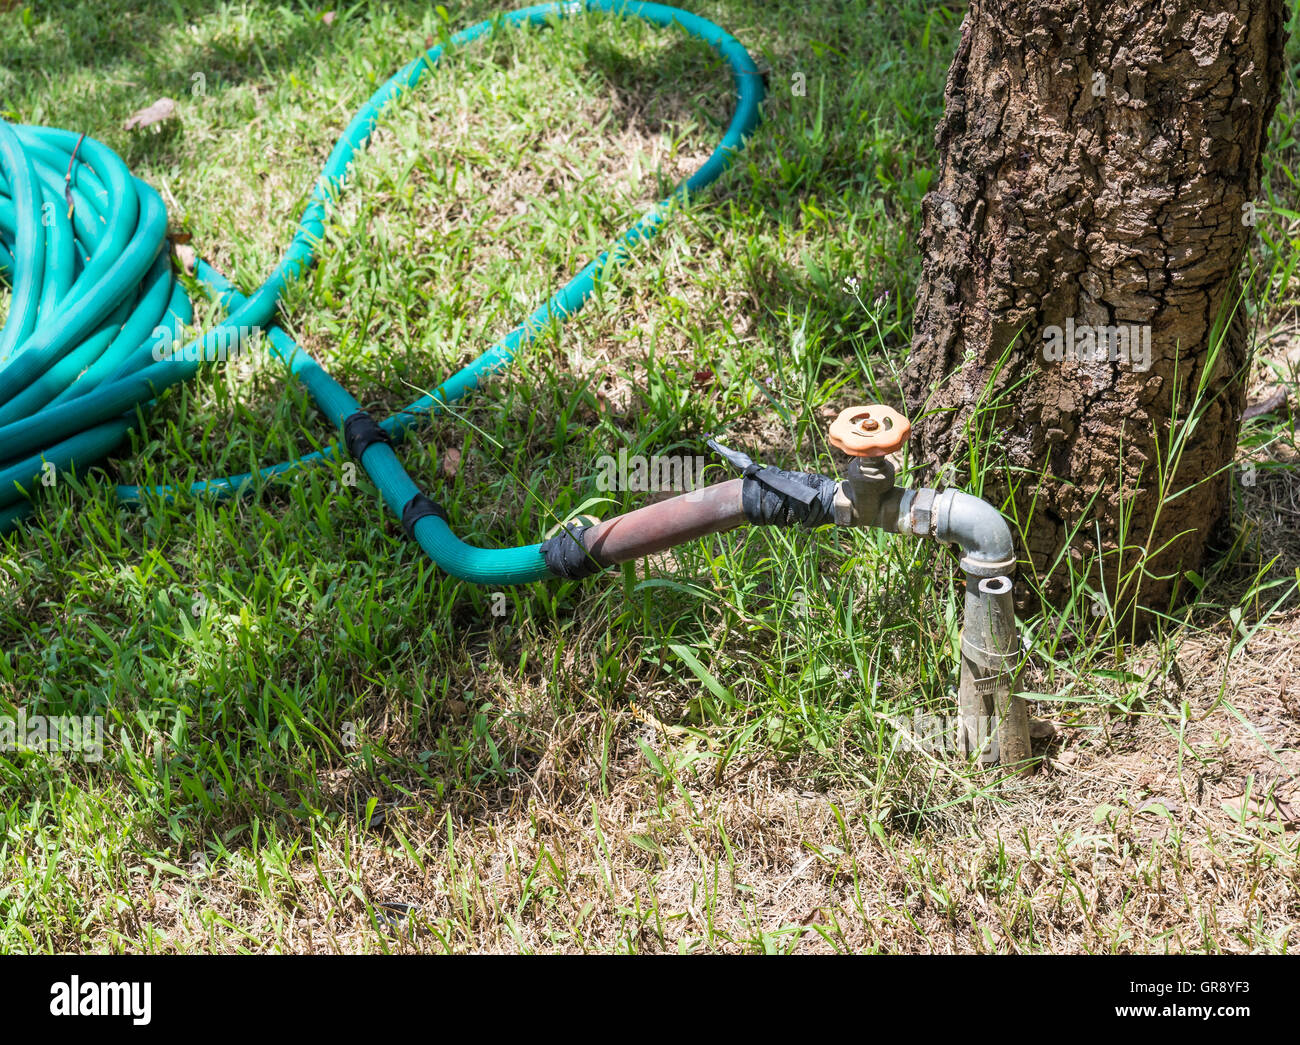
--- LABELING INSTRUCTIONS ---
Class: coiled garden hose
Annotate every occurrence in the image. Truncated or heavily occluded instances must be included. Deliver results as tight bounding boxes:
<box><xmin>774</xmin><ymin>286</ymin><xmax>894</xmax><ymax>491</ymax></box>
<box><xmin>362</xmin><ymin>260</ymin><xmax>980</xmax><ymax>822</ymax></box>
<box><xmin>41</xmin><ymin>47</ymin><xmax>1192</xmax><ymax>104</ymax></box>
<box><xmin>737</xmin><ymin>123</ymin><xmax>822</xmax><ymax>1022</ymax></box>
<box><xmin>0</xmin><ymin>1</ymin><xmax>764</xmax><ymax>585</ymax></box>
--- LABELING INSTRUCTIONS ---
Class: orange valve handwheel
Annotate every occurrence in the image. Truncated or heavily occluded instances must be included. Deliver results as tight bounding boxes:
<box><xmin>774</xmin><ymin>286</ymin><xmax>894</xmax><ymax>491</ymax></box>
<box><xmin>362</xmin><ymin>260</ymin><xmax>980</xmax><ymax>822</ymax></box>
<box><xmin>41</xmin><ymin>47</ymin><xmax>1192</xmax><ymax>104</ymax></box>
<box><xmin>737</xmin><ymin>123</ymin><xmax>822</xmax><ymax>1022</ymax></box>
<box><xmin>827</xmin><ymin>405</ymin><xmax>911</xmax><ymax>457</ymax></box>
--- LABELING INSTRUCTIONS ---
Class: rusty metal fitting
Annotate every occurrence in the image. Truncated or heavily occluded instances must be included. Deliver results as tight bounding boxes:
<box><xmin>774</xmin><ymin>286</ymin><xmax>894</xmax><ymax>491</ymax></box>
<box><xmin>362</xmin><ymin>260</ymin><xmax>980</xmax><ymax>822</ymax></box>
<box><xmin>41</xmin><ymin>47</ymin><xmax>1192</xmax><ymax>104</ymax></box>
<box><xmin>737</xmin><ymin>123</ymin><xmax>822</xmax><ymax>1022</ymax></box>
<box><xmin>909</xmin><ymin>487</ymin><xmax>937</xmax><ymax>536</ymax></box>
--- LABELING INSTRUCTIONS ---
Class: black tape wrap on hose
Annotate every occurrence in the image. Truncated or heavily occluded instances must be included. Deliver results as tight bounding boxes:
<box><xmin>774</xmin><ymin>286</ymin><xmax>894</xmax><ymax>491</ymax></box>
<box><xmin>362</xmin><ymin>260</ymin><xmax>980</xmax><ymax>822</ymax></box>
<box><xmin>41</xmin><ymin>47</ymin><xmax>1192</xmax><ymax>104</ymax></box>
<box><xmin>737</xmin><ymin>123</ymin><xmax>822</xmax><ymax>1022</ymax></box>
<box><xmin>401</xmin><ymin>493</ymin><xmax>448</xmax><ymax>539</ymax></box>
<box><xmin>707</xmin><ymin>438</ymin><xmax>837</xmax><ymax>528</ymax></box>
<box><xmin>742</xmin><ymin>467</ymin><xmax>838</xmax><ymax>527</ymax></box>
<box><xmin>541</xmin><ymin>524</ymin><xmax>606</xmax><ymax>580</ymax></box>
<box><xmin>343</xmin><ymin>410</ymin><xmax>391</xmax><ymax>460</ymax></box>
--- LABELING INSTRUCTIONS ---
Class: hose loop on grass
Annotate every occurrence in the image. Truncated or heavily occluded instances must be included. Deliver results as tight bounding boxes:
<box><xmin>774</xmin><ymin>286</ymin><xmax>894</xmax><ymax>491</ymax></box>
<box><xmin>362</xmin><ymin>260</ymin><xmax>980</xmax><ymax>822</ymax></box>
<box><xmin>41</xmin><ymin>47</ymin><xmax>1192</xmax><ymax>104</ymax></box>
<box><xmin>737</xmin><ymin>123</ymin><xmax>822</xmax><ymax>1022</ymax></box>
<box><xmin>0</xmin><ymin>2</ymin><xmax>764</xmax><ymax>585</ymax></box>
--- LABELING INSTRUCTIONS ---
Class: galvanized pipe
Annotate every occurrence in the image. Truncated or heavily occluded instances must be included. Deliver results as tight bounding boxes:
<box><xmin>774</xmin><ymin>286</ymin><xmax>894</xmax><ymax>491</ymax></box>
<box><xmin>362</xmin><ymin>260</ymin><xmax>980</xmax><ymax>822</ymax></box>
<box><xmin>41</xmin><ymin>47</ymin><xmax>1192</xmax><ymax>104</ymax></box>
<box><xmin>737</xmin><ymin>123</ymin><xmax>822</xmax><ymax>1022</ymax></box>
<box><xmin>957</xmin><ymin>574</ymin><xmax>1031</xmax><ymax>767</ymax></box>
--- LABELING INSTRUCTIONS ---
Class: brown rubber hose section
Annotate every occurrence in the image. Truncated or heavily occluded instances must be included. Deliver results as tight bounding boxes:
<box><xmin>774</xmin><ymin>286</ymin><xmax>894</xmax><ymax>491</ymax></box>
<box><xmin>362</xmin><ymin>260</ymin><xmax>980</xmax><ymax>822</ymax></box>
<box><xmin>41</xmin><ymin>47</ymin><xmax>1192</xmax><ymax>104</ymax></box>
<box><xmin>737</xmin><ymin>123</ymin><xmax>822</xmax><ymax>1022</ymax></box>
<box><xmin>583</xmin><ymin>478</ymin><xmax>746</xmax><ymax>565</ymax></box>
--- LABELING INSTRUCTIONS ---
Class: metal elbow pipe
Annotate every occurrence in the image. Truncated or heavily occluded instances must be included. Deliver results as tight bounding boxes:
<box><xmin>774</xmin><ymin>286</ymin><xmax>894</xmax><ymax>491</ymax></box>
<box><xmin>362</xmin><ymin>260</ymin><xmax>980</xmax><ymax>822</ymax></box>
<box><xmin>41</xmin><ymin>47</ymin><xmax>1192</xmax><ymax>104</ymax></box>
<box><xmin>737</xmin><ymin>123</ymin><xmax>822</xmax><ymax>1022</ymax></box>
<box><xmin>930</xmin><ymin>488</ymin><xmax>1016</xmax><ymax>576</ymax></box>
<box><xmin>836</xmin><ymin>461</ymin><xmax>1012</xmax><ymax>570</ymax></box>
<box><xmin>885</xmin><ymin>485</ymin><xmax>1014</xmax><ymax>577</ymax></box>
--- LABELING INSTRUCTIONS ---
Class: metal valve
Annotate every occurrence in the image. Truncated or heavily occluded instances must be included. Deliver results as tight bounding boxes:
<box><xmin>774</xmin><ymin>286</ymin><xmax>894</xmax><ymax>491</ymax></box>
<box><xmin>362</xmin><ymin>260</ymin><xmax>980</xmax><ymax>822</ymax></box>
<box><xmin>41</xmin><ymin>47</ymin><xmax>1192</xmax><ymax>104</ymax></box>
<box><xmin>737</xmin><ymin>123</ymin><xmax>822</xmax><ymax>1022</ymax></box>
<box><xmin>827</xmin><ymin>404</ymin><xmax>910</xmax><ymax>528</ymax></box>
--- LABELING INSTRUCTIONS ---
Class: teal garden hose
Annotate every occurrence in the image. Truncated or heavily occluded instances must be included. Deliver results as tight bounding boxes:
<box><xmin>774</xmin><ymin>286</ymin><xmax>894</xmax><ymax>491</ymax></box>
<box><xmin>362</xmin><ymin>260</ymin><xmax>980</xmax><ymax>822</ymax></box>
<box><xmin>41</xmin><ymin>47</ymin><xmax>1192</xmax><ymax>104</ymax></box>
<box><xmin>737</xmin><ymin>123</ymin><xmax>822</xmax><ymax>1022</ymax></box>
<box><xmin>0</xmin><ymin>1</ymin><xmax>764</xmax><ymax>584</ymax></box>
<box><xmin>0</xmin><ymin>3</ymin><xmax>1039</xmax><ymax>766</ymax></box>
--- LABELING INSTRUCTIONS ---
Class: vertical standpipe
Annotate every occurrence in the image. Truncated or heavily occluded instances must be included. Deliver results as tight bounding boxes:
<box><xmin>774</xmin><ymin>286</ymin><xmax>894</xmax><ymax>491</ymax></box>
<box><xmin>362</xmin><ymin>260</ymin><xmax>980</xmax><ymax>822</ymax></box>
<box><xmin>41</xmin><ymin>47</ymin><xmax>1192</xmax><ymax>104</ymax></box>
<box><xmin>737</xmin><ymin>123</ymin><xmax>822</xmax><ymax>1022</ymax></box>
<box><xmin>958</xmin><ymin>574</ymin><xmax>1031</xmax><ymax>767</ymax></box>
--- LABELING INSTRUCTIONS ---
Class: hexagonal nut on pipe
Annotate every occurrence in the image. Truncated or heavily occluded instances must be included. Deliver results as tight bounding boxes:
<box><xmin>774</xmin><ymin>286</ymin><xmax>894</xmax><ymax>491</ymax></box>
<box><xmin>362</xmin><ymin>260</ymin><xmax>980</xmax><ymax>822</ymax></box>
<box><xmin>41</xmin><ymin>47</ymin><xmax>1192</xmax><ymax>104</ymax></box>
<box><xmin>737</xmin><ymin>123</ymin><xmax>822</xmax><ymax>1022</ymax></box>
<box><xmin>910</xmin><ymin>487</ymin><xmax>936</xmax><ymax>536</ymax></box>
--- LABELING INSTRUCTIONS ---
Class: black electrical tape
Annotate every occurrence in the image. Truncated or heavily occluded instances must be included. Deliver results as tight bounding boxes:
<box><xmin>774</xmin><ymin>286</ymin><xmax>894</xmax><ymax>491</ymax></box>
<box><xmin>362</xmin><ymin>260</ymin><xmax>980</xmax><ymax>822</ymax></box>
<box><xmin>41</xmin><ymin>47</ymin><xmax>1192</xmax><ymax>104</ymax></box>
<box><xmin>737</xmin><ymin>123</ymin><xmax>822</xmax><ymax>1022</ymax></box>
<box><xmin>343</xmin><ymin>410</ymin><xmax>391</xmax><ymax>460</ymax></box>
<box><xmin>707</xmin><ymin>437</ymin><xmax>837</xmax><ymax>528</ymax></box>
<box><xmin>742</xmin><ymin>467</ymin><xmax>839</xmax><ymax>527</ymax></box>
<box><xmin>401</xmin><ymin>492</ymin><xmax>448</xmax><ymax>539</ymax></box>
<box><xmin>540</xmin><ymin>523</ymin><xmax>606</xmax><ymax>580</ymax></box>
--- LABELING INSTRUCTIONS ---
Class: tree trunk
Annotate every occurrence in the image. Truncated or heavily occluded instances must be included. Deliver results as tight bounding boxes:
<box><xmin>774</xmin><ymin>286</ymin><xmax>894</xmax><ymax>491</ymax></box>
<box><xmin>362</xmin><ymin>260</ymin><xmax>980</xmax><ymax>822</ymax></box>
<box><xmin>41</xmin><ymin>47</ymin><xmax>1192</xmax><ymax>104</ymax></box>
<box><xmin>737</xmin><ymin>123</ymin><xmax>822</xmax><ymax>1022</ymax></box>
<box><xmin>903</xmin><ymin>0</ymin><xmax>1287</xmax><ymax>623</ymax></box>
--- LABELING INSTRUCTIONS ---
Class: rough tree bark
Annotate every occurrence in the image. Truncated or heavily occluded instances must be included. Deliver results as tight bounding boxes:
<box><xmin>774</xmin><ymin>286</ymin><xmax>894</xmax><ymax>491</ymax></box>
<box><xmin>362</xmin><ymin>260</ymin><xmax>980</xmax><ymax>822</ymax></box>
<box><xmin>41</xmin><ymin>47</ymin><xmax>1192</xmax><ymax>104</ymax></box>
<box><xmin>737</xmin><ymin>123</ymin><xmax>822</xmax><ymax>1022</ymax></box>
<box><xmin>902</xmin><ymin>0</ymin><xmax>1287</xmax><ymax>619</ymax></box>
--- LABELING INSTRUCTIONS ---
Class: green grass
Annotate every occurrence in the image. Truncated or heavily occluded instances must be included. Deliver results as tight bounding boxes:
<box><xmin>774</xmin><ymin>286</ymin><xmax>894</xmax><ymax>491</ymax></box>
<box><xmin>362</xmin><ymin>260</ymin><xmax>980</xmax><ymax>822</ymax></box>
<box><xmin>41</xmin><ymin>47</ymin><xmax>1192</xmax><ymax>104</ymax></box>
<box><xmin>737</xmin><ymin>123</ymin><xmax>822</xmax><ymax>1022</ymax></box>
<box><xmin>1</xmin><ymin>0</ymin><xmax>1298</xmax><ymax>953</ymax></box>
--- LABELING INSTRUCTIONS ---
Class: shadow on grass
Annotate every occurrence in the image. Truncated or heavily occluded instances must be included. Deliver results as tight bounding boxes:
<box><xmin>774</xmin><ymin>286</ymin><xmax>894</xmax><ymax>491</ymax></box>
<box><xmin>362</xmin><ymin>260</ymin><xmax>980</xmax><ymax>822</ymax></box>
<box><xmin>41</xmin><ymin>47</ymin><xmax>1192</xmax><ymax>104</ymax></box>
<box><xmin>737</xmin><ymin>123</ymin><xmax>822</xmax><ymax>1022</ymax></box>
<box><xmin>0</xmin><ymin>0</ymin><xmax>963</xmax><ymax>868</ymax></box>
